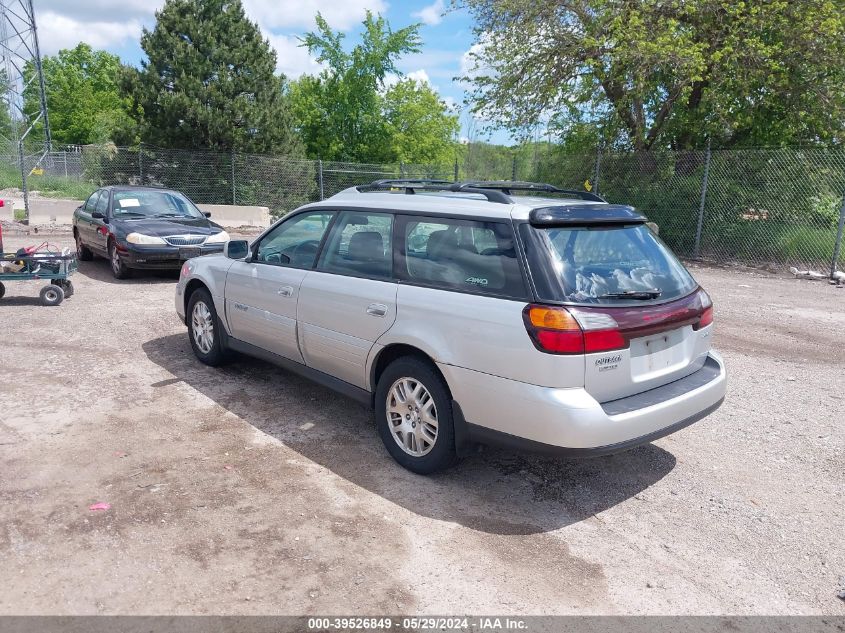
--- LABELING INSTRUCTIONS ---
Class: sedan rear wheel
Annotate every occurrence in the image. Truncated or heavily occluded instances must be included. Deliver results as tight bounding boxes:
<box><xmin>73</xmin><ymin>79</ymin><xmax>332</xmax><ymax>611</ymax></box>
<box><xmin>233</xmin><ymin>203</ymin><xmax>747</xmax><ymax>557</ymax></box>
<box><xmin>75</xmin><ymin>231</ymin><xmax>93</xmax><ymax>261</ymax></box>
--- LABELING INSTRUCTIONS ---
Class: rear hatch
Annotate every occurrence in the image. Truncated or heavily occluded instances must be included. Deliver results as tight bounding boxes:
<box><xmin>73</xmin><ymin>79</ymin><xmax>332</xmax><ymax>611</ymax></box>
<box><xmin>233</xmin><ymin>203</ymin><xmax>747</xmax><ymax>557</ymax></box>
<box><xmin>518</xmin><ymin>205</ymin><xmax>713</xmax><ymax>403</ymax></box>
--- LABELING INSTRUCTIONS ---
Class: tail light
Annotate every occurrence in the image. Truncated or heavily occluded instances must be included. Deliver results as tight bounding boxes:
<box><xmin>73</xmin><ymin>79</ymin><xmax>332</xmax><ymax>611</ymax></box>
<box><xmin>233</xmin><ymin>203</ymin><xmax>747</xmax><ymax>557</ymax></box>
<box><xmin>524</xmin><ymin>288</ymin><xmax>714</xmax><ymax>355</ymax></box>
<box><xmin>523</xmin><ymin>305</ymin><xmax>626</xmax><ymax>355</ymax></box>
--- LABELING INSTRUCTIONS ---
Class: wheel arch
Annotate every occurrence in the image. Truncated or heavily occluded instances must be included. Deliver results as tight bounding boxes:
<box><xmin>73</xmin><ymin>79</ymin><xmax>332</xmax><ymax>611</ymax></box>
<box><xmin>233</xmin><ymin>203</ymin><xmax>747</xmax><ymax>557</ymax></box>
<box><xmin>369</xmin><ymin>343</ymin><xmax>450</xmax><ymax>406</ymax></box>
<box><xmin>184</xmin><ymin>278</ymin><xmax>211</xmax><ymax>317</ymax></box>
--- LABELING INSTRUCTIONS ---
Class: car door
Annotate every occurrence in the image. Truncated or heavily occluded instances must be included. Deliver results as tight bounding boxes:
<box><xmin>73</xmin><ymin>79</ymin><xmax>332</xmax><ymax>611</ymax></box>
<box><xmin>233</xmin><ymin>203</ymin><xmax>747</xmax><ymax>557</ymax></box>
<box><xmin>297</xmin><ymin>210</ymin><xmax>398</xmax><ymax>389</ymax></box>
<box><xmin>76</xmin><ymin>190</ymin><xmax>100</xmax><ymax>248</ymax></box>
<box><xmin>225</xmin><ymin>210</ymin><xmax>336</xmax><ymax>362</ymax></box>
<box><xmin>91</xmin><ymin>189</ymin><xmax>111</xmax><ymax>255</ymax></box>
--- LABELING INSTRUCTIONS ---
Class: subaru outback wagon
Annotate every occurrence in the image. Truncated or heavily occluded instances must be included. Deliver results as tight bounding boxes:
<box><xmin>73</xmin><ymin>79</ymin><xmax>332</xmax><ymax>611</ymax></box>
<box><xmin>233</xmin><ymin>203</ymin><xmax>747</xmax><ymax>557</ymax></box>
<box><xmin>175</xmin><ymin>180</ymin><xmax>726</xmax><ymax>474</ymax></box>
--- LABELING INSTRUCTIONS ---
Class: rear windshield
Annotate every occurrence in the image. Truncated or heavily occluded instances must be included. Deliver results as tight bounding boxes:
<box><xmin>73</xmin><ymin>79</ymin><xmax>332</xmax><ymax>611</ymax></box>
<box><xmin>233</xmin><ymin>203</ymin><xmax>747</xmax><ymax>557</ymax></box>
<box><xmin>519</xmin><ymin>223</ymin><xmax>697</xmax><ymax>304</ymax></box>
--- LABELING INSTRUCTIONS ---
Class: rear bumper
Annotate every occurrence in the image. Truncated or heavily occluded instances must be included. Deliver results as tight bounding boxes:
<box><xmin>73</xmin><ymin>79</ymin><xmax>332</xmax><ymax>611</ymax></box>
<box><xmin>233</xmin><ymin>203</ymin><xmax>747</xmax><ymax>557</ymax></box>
<box><xmin>441</xmin><ymin>351</ymin><xmax>727</xmax><ymax>454</ymax></box>
<box><xmin>119</xmin><ymin>243</ymin><xmax>224</xmax><ymax>269</ymax></box>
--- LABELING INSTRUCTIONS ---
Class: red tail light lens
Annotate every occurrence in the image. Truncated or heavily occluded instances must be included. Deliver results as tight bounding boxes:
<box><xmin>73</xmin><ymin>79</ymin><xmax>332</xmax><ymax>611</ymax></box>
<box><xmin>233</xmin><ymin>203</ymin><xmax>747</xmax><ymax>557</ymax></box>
<box><xmin>524</xmin><ymin>305</ymin><xmax>628</xmax><ymax>355</ymax></box>
<box><xmin>699</xmin><ymin>306</ymin><xmax>713</xmax><ymax>328</ymax></box>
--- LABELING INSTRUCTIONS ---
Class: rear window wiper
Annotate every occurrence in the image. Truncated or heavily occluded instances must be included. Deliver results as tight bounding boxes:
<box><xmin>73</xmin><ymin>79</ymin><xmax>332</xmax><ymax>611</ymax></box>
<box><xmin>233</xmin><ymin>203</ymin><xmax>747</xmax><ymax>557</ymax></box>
<box><xmin>599</xmin><ymin>290</ymin><xmax>663</xmax><ymax>300</ymax></box>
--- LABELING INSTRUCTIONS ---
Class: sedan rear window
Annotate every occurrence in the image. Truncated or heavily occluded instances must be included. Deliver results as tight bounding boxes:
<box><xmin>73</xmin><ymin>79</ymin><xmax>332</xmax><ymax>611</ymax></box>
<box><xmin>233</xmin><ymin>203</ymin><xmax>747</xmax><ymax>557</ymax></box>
<box><xmin>520</xmin><ymin>223</ymin><xmax>697</xmax><ymax>304</ymax></box>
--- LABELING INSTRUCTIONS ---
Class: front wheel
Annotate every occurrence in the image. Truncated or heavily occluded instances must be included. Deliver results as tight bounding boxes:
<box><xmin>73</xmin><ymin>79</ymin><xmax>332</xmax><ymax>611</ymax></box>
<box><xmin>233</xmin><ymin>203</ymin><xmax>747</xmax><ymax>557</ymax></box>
<box><xmin>109</xmin><ymin>240</ymin><xmax>132</xmax><ymax>279</ymax></box>
<box><xmin>187</xmin><ymin>288</ymin><xmax>228</xmax><ymax>366</ymax></box>
<box><xmin>0</xmin><ymin>281</ymin><xmax>5</xmax><ymax>300</ymax></box>
<box><xmin>40</xmin><ymin>284</ymin><xmax>65</xmax><ymax>306</ymax></box>
<box><xmin>375</xmin><ymin>357</ymin><xmax>458</xmax><ymax>474</ymax></box>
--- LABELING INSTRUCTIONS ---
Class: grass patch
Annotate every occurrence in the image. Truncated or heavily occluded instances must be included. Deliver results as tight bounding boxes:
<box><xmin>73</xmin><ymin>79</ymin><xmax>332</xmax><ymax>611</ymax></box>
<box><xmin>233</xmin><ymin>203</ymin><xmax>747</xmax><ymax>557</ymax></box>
<box><xmin>13</xmin><ymin>208</ymin><xmax>24</xmax><ymax>221</ymax></box>
<box><xmin>0</xmin><ymin>163</ymin><xmax>94</xmax><ymax>200</ymax></box>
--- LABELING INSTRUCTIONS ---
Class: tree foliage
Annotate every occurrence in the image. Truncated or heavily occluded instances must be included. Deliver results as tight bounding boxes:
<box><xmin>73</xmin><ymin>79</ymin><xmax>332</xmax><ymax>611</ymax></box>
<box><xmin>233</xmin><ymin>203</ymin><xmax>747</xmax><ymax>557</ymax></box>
<box><xmin>22</xmin><ymin>43</ymin><xmax>136</xmax><ymax>146</ymax></box>
<box><xmin>460</xmin><ymin>0</ymin><xmax>845</xmax><ymax>150</ymax></box>
<box><xmin>127</xmin><ymin>0</ymin><xmax>301</xmax><ymax>154</ymax></box>
<box><xmin>291</xmin><ymin>12</ymin><xmax>458</xmax><ymax>163</ymax></box>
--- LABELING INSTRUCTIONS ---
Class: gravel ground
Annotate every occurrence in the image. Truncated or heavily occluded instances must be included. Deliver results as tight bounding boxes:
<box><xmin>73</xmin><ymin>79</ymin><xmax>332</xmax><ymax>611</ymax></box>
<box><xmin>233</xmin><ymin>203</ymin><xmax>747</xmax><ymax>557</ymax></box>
<box><xmin>1</xmin><ymin>232</ymin><xmax>843</xmax><ymax>615</ymax></box>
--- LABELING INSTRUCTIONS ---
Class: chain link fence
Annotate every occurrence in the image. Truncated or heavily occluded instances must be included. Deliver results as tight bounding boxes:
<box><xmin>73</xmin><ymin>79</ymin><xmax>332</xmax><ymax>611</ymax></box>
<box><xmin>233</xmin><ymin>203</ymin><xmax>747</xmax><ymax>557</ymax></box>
<box><xmin>2</xmin><ymin>143</ymin><xmax>844</xmax><ymax>273</ymax></box>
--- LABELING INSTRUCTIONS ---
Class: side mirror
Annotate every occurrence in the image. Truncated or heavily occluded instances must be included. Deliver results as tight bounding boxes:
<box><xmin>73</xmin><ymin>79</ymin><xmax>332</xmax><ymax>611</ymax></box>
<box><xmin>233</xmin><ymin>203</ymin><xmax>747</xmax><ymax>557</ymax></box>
<box><xmin>91</xmin><ymin>211</ymin><xmax>106</xmax><ymax>220</ymax></box>
<box><xmin>203</xmin><ymin>211</ymin><xmax>212</xmax><ymax>218</ymax></box>
<box><xmin>224</xmin><ymin>240</ymin><xmax>249</xmax><ymax>260</ymax></box>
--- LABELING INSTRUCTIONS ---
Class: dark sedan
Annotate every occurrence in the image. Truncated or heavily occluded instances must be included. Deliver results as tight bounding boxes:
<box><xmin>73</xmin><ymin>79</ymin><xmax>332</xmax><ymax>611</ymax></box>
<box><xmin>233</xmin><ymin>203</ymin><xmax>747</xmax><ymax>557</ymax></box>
<box><xmin>73</xmin><ymin>186</ymin><xmax>229</xmax><ymax>279</ymax></box>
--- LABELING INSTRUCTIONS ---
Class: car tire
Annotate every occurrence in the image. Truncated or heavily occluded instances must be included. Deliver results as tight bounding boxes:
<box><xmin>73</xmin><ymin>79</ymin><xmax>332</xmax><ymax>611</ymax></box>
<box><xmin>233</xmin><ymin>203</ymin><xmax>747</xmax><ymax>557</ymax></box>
<box><xmin>375</xmin><ymin>357</ymin><xmax>458</xmax><ymax>475</ymax></box>
<box><xmin>108</xmin><ymin>239</ymin><xmax>132</xmax><ymax>279</ymax></box>
<box><xmin>75</xmin><ymin>230</ymin><xmax>93</xmax><ymax>261</ymax></box>
<box><xmin>0</xmin><ymin>281</ymin><xmax>5</xmax><ymax>300</ymax></box>
<box><xmin>187</xmin><ymin>287</ymin><xmax>228</xmax><ymax>366</ymax></box>
<box><xmin>39</xmin><ymin>284</ymin><xmax>64</xmax><ymax>306</ymax></box>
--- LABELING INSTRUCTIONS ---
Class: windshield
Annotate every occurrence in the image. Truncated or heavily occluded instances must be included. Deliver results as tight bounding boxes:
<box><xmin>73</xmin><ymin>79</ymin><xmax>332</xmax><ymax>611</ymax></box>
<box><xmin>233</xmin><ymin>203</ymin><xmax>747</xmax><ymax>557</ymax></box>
<box><xmin>519</xmin><ymin>223</ymin><xmax>698</xmax><ymax>304</ymax></box>
<box><xmin>111</xmin><ymin>190</ymin><xmax>204</xmax><ymax>219</ymax></box>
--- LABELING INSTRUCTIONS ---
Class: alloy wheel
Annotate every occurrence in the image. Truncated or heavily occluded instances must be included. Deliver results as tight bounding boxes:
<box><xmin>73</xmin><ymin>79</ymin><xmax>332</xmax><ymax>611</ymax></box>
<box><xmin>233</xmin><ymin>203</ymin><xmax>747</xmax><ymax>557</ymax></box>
<box><xmin>386</xmin><ymin>377</ymin><xmax>438</xmax><ymax>457</ymax></box>
<box><xmin>191</xmin><ymin>301</ymin><xmax>214</xmax><ymax>354</ymax></box>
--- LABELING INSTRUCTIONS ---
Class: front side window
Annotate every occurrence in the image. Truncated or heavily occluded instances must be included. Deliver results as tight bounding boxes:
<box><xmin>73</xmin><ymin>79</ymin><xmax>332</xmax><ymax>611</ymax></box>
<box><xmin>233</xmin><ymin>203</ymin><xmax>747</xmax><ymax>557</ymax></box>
<box><xmin>520</xmin><ymin>223</ymin><xmax>698</xmax><ymax>305</ymax></box>
<box><xmin>111</xmin><ymin>190</ymin><xmax>204</xmax><ymax>219</ymax></box>
<box><xmin>95</xmin><ymin>191</ymin><xmax>109</xmax><ymax>215</ymax></box>
<box><xmin>254</xmin><ymin>211</ymin><xmax>335</xmax><ymax>267</ymax></box>
<box><xmin>399</xmin><ymin>216</ymin><xmax>526</xmax><ymax>298</ymax></box>
<box><xmin>319</xmin><ymin>212</ymin><xmax>393</xmax><ymax>279</ymax></box>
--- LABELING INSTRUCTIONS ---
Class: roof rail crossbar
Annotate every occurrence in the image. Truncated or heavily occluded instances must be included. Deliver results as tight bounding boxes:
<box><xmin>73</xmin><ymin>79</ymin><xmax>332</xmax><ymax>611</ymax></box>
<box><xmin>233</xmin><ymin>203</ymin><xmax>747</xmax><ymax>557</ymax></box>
<box><xmin>456</xmin><ymin>180</ymin><xmax>606</xmax><ymax>202</ymax></box>
<box><xmin>359</xmin><ymin>179</ymin><xmax>513</xmax><ymax>203</ymax></box>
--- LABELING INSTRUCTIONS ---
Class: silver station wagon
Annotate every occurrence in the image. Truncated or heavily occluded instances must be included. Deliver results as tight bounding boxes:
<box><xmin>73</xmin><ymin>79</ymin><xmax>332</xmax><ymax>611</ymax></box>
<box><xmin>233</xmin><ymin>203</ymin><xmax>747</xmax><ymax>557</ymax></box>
<box><xmin>175</xmin><ymin>180</ymin><xmax>726</xmax><ymax>474</ymax></box>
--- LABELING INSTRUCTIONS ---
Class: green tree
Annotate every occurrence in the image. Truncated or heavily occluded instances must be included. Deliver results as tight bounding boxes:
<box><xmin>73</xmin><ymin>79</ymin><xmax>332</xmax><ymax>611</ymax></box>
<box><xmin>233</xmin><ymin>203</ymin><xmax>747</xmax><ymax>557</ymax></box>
<box><xmin>128</xmin><ymin>0</ymin><xmax>301</xmax><ymax>153</ymax></box>
<box><xmin>22</xmin><ymin>43</ymin><xmax>136</xmax><ymax>145</ymax></box>
<box><xmin>290</xmin><ymin>11</ymin><xmax>422</xmax><ymax>162</ymax></box>
<box><xmin>460</xmin><ymin>0</ymin><xmax>845</xmax><ymax>150</ymax></box>
<box><xmin>384</xmin><ymin>78</ymin><xmax>459</xmax><ymax>164</ymax></box>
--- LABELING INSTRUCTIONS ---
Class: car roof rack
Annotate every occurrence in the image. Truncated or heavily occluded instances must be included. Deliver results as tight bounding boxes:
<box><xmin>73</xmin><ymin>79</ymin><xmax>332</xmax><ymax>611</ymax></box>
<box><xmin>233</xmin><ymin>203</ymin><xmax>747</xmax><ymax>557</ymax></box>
<box><xmin>357</xmin><ymin>179</ymin><xmax>605</xmax><ymax>205</ymax></box>
<box><xmin>455</xmin><ymin>180</ymin><xmax>606</xmax><ymax>202</ymax></box>
<box><xmin>359</xmin><ymin>179</ymin><xmax>513</xmax><ymax>203</ymax></box>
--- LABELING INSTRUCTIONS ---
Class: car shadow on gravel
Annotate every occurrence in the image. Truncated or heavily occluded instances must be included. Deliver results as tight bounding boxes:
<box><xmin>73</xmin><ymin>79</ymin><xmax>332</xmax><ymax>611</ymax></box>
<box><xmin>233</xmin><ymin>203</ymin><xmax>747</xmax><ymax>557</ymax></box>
<box><xmin>75</xmin><ymin>259</ymin><xmax>180</xmax><ymax>284</ymax></box>
<box><xmin>143</xmin><ymin>334</ymin><xmax>677</xmax><ymax>536</ymax></box>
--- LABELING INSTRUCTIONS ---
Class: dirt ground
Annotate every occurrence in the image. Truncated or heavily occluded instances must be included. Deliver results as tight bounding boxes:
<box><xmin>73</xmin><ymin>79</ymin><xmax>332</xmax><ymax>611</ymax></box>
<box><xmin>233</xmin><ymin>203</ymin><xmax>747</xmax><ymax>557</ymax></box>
<box><xmin>1</xmin><ymin>231</ymin><xmax>843</xmax><ymax>616</ymax></box>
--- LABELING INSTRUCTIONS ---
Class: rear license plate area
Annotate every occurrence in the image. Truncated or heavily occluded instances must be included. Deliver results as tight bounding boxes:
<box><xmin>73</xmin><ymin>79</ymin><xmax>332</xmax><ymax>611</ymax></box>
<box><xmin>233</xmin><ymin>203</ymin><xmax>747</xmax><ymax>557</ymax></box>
<box><xmin>179</xmin><ymin>247</ymin><xmax>202</xmax><ymax>260</ymax></box>
<box><xmin>630</xmin><ymin>329</ymin><xmax>686</xmax><ymax>374</ymax></box>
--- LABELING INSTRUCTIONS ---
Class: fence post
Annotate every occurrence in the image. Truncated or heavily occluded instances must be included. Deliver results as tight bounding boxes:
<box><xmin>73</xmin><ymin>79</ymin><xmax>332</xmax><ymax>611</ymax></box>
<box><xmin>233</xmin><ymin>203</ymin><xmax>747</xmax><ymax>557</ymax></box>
<box><xmin>317</xmin><ymin>159</ymin><xmax>325</xmax><ymax>201</ymax></box>
<box><xmin>63</xmin><ymin>151</ymin><xmax>68</xmax><ymax>179</ymax></box>
<box><xmin>594</xmin><ymin>145</ymin><xmax>602</xmax><ymax>193</ymax></box>
<box><xmin>511</xmin><ymin>155</ymin><xmax>517</xmax><ymax>181</ymax></box>
<box><xmin>694</xmin><ymin>138</ymin><xmax>713</xmax><ymax>259</ymax></box>
<box><xmin>400</xmin><ymin>162</ymin><xmax>406</xmax><ymax>179</ymax></box>
<box><xmin>831</xmin><ymin>191</ymin><xmax>845</xmax><ymax>277</ymax></box>
<box><xmin>18</xmin><ymin>140</ymin><xmax>29</xmax><ymax>225</ymax></box>
<box><xmin>454</xmin><ymin>156</ymin><xmax>459</xmax><ymax>182</ymax></box>
<box><xmin>138</xmin><ymin>144</ymin><xmax>144</xmax><ymax>183</ymax></box>
<box><xmin>230</xmin><ymin>151</ymin><xmax>236</xmax><ymax>205</ymax></box>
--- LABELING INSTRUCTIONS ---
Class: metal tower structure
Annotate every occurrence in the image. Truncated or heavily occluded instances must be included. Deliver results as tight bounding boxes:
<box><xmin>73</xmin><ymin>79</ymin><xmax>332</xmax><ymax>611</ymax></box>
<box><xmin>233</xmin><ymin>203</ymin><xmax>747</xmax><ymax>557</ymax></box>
<box><xmin>0</xmin><ymin>0</ymin><xmax>51</xmax><ymax>224</ymax></box>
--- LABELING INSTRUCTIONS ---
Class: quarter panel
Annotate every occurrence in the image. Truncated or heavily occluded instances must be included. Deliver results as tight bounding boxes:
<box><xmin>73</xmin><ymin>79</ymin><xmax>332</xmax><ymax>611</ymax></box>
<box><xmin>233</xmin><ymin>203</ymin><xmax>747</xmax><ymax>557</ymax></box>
<box><xmin>383</xmin><ymin>285</ymin><xmax>585</xmax><ymax>389</ymax></box>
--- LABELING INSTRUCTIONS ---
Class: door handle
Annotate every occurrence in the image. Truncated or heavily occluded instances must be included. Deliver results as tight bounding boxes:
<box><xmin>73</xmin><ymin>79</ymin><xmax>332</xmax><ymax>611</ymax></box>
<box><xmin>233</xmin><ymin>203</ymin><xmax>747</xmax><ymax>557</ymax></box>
<box><xmin>277</xmin><ymin>286</ymin><xmax>294</xmax><ymax>297</ymax></box>
<box><xmin>366</xmin><ymin>303</ymin><xmax>388</xmax><ymax>317</ymax></box>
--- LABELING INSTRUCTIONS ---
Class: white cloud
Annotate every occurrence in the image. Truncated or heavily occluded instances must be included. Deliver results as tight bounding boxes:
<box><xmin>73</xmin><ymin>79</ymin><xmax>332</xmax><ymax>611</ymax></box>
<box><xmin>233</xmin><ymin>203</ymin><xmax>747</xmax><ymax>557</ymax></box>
<box><xmin>242</xmin><ymin>0</ymin><xmax>387</xmax><ymax>31</ymax></box>
<box><xmin>412</xmin><ymin>0</ymin><xmax>445</xmax><ymax>26</ymax></box>
<box><xmin>264</xmin><ymin>32</ymin><xmax>324</xmax><ymax>78</ymax></box>
<box><xmin>406</xmin><ymin>69</ymin><xmax>431</xmax><ymax>85</ymax></box>
<box><xmin>37</xmin><ymin>11</ymin><xmax>145</xmax><ymax>55</ymax></box>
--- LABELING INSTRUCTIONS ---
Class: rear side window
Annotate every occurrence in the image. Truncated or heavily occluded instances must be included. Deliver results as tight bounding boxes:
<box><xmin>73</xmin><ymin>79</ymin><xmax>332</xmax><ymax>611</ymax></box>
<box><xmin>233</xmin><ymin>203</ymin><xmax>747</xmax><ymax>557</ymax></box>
<box><xmin>319</xmin><ymin>211</ymin><xmax>393</xmax><ymax>279</ymax></box>
<box><xmin>397</xmin><ymin>216</ymin><xmax>526</xmax><ymax>298</ymax></box>
<box><xmin>519</xmin><ymin>223</ymin><xmax>697</xmax><ymax>304</ymax></box>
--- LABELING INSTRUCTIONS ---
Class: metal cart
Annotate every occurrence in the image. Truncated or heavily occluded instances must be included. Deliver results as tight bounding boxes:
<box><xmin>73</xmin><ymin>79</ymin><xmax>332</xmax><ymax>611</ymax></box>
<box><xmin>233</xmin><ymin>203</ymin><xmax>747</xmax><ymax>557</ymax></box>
<box><xmin>0</xmin><ymin>248</ymin><xmax>79</xmax><ymax>306</ymax></box>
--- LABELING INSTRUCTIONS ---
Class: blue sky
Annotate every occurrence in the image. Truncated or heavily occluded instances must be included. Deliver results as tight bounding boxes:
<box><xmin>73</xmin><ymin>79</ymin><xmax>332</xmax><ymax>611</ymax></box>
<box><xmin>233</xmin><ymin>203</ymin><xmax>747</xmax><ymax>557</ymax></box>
<box><xmin>34</xmin><ymin>0</ymin><xmax>508</xmax><ymax>143</ymax></box>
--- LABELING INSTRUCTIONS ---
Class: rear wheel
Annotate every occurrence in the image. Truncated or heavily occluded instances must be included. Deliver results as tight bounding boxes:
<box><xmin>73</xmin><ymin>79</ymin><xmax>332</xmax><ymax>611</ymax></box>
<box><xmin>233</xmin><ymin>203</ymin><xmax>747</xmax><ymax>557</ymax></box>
<box><xmin>39</xmin><ymin>284</ymin><xmax>64</xmax><ymax>306</ymax></box>
<box><xmin>187</xmin><ymin>288</ymin><xmax>228</xmax><ymax>366</ymax></box>
<box><xmin>52</xmin><ymin>279</ymin><xmax>74</xmax><ymax>297</ymax></box>
<box><xmin>75</xmin><ymin>230</ymin><xmax>93</xmax><ymax>261</ymax></box>
<box><xmin>0</xmin><ymin>281</ymin><xmax>5</xmax><ymax>300</ymax></box>
<box><xmin>375</xmin><ymin>357</ymin><xmax>457</xmax><ymax>474</ymax></box>
<box><xmin>109</xmin><ymin>240</ymin><xmax>131</xmax><ymax>279</ymax></box>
